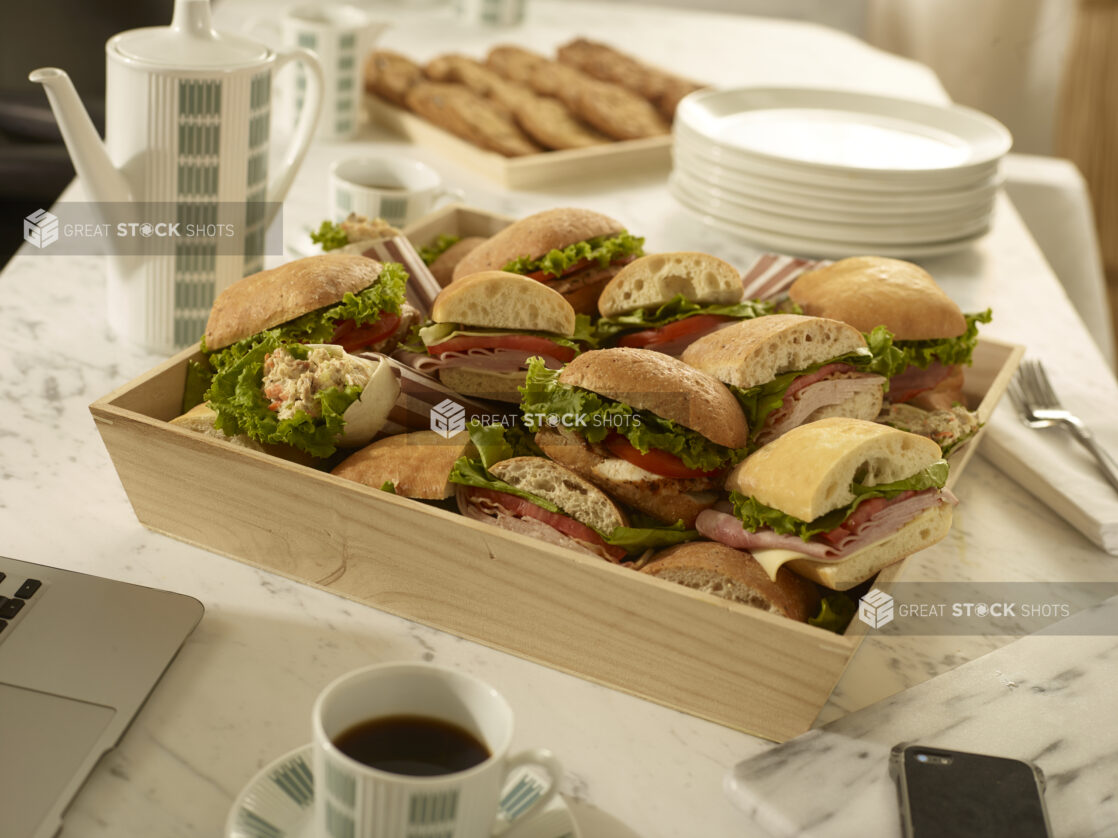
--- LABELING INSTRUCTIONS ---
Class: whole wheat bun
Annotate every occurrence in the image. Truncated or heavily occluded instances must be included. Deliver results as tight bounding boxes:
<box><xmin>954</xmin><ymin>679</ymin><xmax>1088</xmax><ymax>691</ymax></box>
<box><xmin>436</xmin><ymin>367</ymin><xmax>529</xmax><ymax>404</ymax></box>
<box><xmin>431</xmin><ymin>270</ymin><xmax>576</xmax><ymax>335</ymax></box>
<box><xmin>535</xmin><ymin>428</ymin><xmax>719</xmax><ymax>527</ymax></box>
<box><xmin>786</xmin><ymin>503</ymin><xmax>954</xmax><ymax>590</ymax></box>
<box><xmin>788</xmin><ymin>256</ymin><xmax>966</xmax><ymax>340</ymax></box>
<box><xmin>597</xmin><ymin>251</ymin><xmax>743</xmax><ymax>318</ymax></box>
<box><xmin>641</xmin><ymin>541</ymin><xmax>821</xmax><ymax>622</ymax></box>
<box><xmin>451</xmin><ymin>207</ymin><xmax>625</xmax><ymax>281</ymax></box>
<box><xmin>430</xmin><ymin>236</ymin><xmax>487</xmax><ymax>286</ymax></box>
<box><xmin>487</xmin><ymin>456</ymin><xmax>627</xmax><ymax>533</ymax></box>
<box><xmin>681</xmin><ymin>314</ymin><xmax>868</xmax><ymax>389</ymax></box>
<box><xmin>559</xmin><ymin>347</ymin><xmax>749</xmax><ymax>449</ymax></box>
<box><xmin>204</xmin><ymin>254</ymin><xmax>389</xmax><ymax>350</ymax></box>
<box><xmin>331</xmin><ymin>429</ymin><xmax>473</xmax><ymax>499</ymax></box>
<box><xmin>726</xmin><ymin>417</ymin><xmax>944</xmax><ymax>522</ymax></box>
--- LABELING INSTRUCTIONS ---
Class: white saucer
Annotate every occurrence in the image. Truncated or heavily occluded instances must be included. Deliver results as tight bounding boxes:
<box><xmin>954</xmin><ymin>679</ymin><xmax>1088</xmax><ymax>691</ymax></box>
<box><xmin>225</xmin><ymin>744</ymin><xmax>582</xmax><ymax>838</ymax></box>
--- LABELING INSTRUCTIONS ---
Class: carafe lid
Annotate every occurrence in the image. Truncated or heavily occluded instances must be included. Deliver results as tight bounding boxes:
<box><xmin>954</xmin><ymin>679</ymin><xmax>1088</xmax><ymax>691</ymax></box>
<box><xmin>111</xmin><ymin>0</ymin><xmax>269</xmax><ymax>68</ymax></box>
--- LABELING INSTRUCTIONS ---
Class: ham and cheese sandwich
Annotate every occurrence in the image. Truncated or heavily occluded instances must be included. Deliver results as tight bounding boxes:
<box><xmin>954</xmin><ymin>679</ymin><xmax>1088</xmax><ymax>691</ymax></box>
<box><xmin>681</xmin><ymin>314</ymin><xmax>889</xmax><ymax>449</ymax></box>
<box><xmin>450</xmin><ymin>207</ymin><xmax>644</xmax><ymax>314</ymax></box>
<box><xmin>593</xmin><ymin>251</ymin><xmax>778</xmax><ymax>355</ymax></box>
<box><xmin>521</xmin><ymin>347</ymin><xmax>749</xmax><ymax>527</ymax></box>
<box><xmin>414</xmin><ymin>271</ymin><xmax>582</xmax><ymax>403</ymax></box>
<box><xmin>788</xmin><ymin>256</ymin><xmax>991</xmax><ymax>410</ymax></box>
<box><xmin>696</xmin><ymin>417</ymin><xmax>957</xmax><ymax>591</ymax></box>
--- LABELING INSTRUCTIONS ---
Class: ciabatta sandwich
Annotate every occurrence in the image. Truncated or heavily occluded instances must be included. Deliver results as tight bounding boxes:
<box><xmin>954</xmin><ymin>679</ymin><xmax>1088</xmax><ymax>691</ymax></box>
<box><xmin>640</xmin><ymin>541</ymin><xmax>821</xmax><ymax>622</ymax></box>
<box><xmin>681</xmin><ymin>314</ymin><xmax>889</xmax><ymax>448</ymax></box>
<box><xmin>203</xmin><ymin>253</ymin><xmax>418</xmax><ymax>372</ymax></box>
<box><xmin>450</xmin><ymin>207</ymin><xmax>644</xmax><ymax>314</ymax></box>
<box><xmin>331</xmin><ymin>429</ymin><xmax>475</xmax><ymax>499</ymax></box>
<box><xmin>594</xmin><ymin>251</ymin><xmax>776</xmax><ymax>354</ymax></box>
<box><xmin>415</xmin><ymin>271</ymin><xmax>582</xmax><ymax>403</ymax></box>
<box><xmin>522</xmin><ymin>347</ymin><xmax>749</xmax><ymax>527</ymax></box>
<box><xmin>788</xmin><ymin>256</ymin><xmax>990</xmax><ymax>409</ymax></box>
<box><xmin>696</xmin><ymin>417</ymin><xmax>957</xmax><ymax>590</ymax></box>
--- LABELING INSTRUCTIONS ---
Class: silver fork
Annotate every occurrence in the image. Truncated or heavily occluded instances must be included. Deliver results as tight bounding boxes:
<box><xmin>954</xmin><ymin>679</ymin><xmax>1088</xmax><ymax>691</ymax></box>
<box><xmin>1008</xmin><ymin>359</ymin><xmax>1118</xmax><ymax>494</ymax></box>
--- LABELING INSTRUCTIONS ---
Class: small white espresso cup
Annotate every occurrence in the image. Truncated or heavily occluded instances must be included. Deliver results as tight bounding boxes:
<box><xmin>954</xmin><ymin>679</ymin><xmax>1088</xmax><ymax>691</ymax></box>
<box><xmin>330</xmin><ymin>156</ymin><xmax>464</xmax><ymax>226</ymax></box>
<box><xmin>312</xmin><ymin>662</ymin><xmax>563</xmax><ymax>838</ymax></box>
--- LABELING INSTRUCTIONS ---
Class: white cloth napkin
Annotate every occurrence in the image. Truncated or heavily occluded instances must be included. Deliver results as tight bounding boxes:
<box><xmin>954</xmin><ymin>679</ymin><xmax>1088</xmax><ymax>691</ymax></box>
<box><xmin>982</xmin><ymin>394</ymin><xmax>1118</xmax><ymax>556</ymax></box>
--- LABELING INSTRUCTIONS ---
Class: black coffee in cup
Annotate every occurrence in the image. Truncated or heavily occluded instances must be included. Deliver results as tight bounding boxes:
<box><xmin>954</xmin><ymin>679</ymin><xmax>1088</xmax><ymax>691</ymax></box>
<box><xmin>333</xmin><ymin>714</ymin><xmax>490</xmax><ymax>776</ymax></box>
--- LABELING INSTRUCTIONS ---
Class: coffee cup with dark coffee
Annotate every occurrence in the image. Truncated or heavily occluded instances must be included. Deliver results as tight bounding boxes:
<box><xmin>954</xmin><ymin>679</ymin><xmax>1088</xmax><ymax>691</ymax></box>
<box><xmin>312</xmin><ymin>662</ymin><xmax>562</xmax><ymax>838</ymax></box>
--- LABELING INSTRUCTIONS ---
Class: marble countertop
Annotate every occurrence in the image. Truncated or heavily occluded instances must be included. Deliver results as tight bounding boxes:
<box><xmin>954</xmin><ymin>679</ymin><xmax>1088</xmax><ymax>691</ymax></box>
<box><xmin>1</xmin><ymin>2</ymin><xmax>1116</xmax><ymax>837</ymax></box>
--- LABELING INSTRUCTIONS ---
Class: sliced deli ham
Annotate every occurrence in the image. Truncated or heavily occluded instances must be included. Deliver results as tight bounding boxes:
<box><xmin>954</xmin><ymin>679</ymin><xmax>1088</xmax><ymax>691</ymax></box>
<box><xmin>395</xmin><ymin>347</ymin><xmax>567</xmax><ymax>374</ymax></box>
<box><xmin>888</xmin><ymin>361</ymin><xmax>954</xmax><ymax>403</ymax></box>
<box><xmin>757</xmin><ymin>366</ymin><xmax>885</xmax><ymax>444</ymax></box>
<box><xmin>696</xmin><ymin>487</ymin><xmax>958</xmax><ymax>562</ymax></box>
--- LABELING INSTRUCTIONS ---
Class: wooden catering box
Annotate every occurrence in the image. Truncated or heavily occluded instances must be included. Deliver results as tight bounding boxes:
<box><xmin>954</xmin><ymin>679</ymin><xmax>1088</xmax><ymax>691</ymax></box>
<box><xmin>366</xmin><ymin>96</ymin><xmax>673</xmax><ymax>190</ymax></box>
<box><xmin>89</xmin><ymin>209</ymin><xmax>1023</xmax><ymax>742</ymax></box>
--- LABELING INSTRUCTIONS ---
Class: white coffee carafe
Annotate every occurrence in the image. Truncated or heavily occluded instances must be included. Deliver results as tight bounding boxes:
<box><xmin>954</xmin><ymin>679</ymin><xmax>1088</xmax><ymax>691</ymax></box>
<box><xmin>31</xmin><ymin>0</ymin><xmax>323</xmax><ymax>353</ymax></box>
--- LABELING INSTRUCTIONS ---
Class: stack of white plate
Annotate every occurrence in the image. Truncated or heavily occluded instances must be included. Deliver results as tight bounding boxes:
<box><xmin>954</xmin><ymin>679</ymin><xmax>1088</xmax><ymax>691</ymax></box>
<box><xmin>670</xmin><ymin>87</ymin><xmax>1012</xmax><ymax>258</ymax></box>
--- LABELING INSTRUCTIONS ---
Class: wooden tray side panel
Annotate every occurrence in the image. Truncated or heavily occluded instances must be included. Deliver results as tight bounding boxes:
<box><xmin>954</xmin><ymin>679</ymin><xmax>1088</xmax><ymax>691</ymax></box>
<box><xmin>91</xmin><ymin>405</ymin><xmax>853</xmax><ymax>742</ymax></box>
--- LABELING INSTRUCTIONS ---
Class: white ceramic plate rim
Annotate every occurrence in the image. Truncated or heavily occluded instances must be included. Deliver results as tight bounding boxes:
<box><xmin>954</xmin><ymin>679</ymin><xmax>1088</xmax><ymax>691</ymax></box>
<box><xmin>669</xmin><ymin>173</ymin><xmax>993</xmax><ymax>244</ymax></box>
<box><xmin>674</xmin><ymin>125</ymin><xmax>1002</xmax><ymax>193</ymax></box>
<box><xmin>670</xmin><ymin>180</ymin><xmax>990</xmax><ymax>259</ymax></box>
<box><xmin>676</xmin><ymin>86</ymin><xmax>1012</xmax><ymax>178</ymax></box>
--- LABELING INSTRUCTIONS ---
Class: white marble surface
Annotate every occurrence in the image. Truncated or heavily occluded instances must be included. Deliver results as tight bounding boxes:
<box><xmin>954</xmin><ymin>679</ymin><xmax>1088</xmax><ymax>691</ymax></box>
<box><xmin>1</xmin><ymin>3</ymin><xmax>1116</xmax><ymax>837</ymax></box>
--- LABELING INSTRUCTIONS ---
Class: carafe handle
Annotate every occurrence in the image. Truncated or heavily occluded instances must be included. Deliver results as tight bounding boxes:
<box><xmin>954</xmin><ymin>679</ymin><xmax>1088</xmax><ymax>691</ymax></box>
<box><xmin>266</xmin><ymin>47</ymin><xmax>324</xmax><ymax>226</ymax></box>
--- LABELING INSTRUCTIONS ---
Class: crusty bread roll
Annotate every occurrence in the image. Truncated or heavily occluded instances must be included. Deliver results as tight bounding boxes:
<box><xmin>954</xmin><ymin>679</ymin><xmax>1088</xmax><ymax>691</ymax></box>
<box><xmin>487</xmin><ymin>456</ymin><xmax>627</xmax><ymax>534</ymax></box>
<box><xmin>204</xmin><ymin>254</ymin><xmax>388</xmax><ymax>351</ymax></box>
<box><xmin>558</xmin><ymin>347</ymin><xmax>748</xmax><ymax>449</ymax></box>
<box><xmin>641</xmin><ymin>541</ymin><xmax>821</xmax><ymax>622</ymax></box>
<box><xmin>785</xmin><ymin>503</ymin><xmax>953</xmax><ymax>590</ymax></box>
<box><xmin>726</xmin><ymin>417</ymin><xmax>944</xmax><ymax>523</ymax></box>
<box><xmin>788</xmin><ymin>256</ymin><xmax>966</xmax><ymax>340</ymax></box>
<box><xmin>431</xmin><ymin>270</ymin><xmax>576</xmax><ymax>335</ymax></box>
<box><xmin>535</xmin><ymin>428</ymin><xmax>719</xmax><ymax>527</ymax></box>
<box><xmin>436</xmin><ymin>367</ymin><xmax>529</xmax><ymax>404</ymax></box>
<box><xmin>430</xmin><ymin>236</ymin><xmax>487</xmax><ymax>286</ymax></box>
<box><xmin>451</xmin><ymin>208</ymin><xmax>625</xmax><ymax>281</ymax></box>
<box><xmin>170</xmin><ymin>404</ymin><xmax>266</xmax><ymax>451</ymax></box>
<box><xmin>597</xmin><ymin>251</ymin><xmax>743</xmax><ymax>318</ymax></box>
<box><xmin>681</xmin><ymin>314</ymin><xmax>869</xmax><ymax>389</ymax></box>
<box><xmin>331</xmin><ymin>430</ymin><xmax>473</xmax><ymax>499</ymax></box>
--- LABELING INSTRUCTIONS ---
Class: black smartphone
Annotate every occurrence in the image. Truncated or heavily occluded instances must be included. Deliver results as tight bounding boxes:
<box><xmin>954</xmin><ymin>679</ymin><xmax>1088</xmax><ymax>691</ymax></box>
<box><xmin>889</xmin><ymin>743</ymin><xmax>1054</xmax><ymax>838</ymax></box>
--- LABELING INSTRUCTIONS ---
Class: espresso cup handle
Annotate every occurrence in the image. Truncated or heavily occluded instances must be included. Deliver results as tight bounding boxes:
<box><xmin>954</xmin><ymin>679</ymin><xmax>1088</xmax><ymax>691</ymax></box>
<box><xmin>491</xmin><ymin>748</ymin><xmax>563</xmax><ymax>836</ymax></box>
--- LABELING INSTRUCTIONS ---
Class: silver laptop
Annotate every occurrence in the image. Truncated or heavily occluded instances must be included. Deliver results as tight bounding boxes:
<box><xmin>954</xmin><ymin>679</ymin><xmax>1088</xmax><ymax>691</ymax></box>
<box><xmin>0</xmin><ymin>554</ymin><xmax>204</xmax><ymax>838</ymax></box>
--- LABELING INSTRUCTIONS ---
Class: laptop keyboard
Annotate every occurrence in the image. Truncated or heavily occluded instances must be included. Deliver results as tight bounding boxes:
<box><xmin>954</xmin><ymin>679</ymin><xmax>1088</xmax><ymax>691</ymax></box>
<box><xmin>0</xmin><ymin>571</ymin><xmax>45</xmax><ymax>639</ymax></box>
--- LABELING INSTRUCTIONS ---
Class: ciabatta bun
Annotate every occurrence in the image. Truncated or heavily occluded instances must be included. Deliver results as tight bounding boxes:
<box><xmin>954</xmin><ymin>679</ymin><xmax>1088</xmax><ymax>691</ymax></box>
<box><xmin>788</xmin><ymin>256</ymin><xmax>966</xmax><ymax>340</ymax></box>
<box><xmin>431</xmin><ymin>270</ymin><xmax>576</xmax><ymax>335</ymax></box>
<box><xmin>430</xmin><ymin>236</ymin><xmax>487</xmax><ymax>286</ymax></box>
<box><xmin>204</xmin><ymin>253</ymin><xmax>389</xmax><ymax>350</ymax></box>
<box><xmin>641</xmin><ymin>541</ymin><xmax>821</xmax><ymax>622</ymax></box>
<box><xmin>451</xmin><ymin>207</ymin><xmax>625</xmax><ymax>281</ymax></box>
<box><xmin>726</xmin><ymin>417</ymin><xmax>944</xmax><ymax>523</ymax></box>
<box><xmin>170</xmin><ymin>404</ymin><xmax>265</xmax><ymax>451</ymax></box>
<box><xmin>785</xmin><ymin>502</ymin><xmax>954</xmax><ymax>590</ymax></box>
<box><xmin>681</xmin><ymin>314</ymin><xmax>868</xmax><ymax>389</ymax></box>
<box><xmin>559</xmin><ymin>348</ymin><xmax>748</xmax><ymax>449</ymax></box>
<box><xmin>487</xmin><ymin>456</ymin><xmax>627</xmax><ymax>534</ymax></box>
<box><xmin>535</xmin><ymin>428</ymin><xmax>719</xmax><ymax>527</ymax></box>
<box><xmin>597</xmin><ymin>251</ymin><xmax>743</xmax><ymax>318</ymax></box>
<box><xmin>331</xmin><ymin>430</ymin><xmax>473</xmax><ymax>499</ymax></box>
<box><xmin>436</xmin><ymin>367</ymin><xmax>528</xmax><ymax>404</ymax></box>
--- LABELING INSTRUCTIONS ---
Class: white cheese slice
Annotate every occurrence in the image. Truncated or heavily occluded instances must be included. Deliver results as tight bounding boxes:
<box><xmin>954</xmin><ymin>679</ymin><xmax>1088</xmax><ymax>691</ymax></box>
<box><xmin>750</xmin><ymin>547</ymin><xmax>816</xmax><ymax>581</ymax></box>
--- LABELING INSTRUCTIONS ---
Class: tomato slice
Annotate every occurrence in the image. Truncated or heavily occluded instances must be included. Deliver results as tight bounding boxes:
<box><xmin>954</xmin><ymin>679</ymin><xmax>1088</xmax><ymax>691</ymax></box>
<box><xmin>468</xmin><ymin>487</ymin><xmax>627</xmax><ymax>561</ymax></box>
<box><xmin>428</xmin><ymin>334</ymin><xmax>576</xmax><ymax>363</ymax></box>
<box><xmin>603</xmin><ymin>433</ymin><xmax>720</xmax><ymax>480</ymax></box>
<box><xmin>330</xmin><ymin>313</ymin><xmax>401</xmax><ymax>352</ymax></box>
<box><xmin>618</xmin><ymin>314</ymin><xmax>736</xmax><ymax>349</ymax></box>
<box><xmin>522</xmin><ymin>257</ymin><xmax>594</xmax><ymax>282</ymax></box>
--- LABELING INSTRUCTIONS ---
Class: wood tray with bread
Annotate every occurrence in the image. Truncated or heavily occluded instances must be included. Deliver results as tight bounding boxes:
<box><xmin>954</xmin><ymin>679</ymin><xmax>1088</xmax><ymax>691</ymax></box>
<box><xmin>90</xmin><ymin>204</ymin><xmax>1022</xmax><ymax>742</ymax></box>
<box><xmin>363</xmin><ymin>40</ymin><xmax>700</xmax><ymax>189</ymax></box>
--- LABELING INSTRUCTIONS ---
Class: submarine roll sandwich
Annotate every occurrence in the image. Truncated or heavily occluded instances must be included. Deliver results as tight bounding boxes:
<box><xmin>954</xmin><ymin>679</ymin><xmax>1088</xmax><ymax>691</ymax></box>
<box><xmin>522</xmin><ymin>347</ymin><xmax>749</xmax><ymax>527</ymax></box>
<box><xmin>594</xmin><ymin>251</ymin><xmax>778</xmax><ymax>354</ymax></box>
<box><xmin>450</xmin><ymin>207</ymin><xmax>645</xmax><ymax>314</ymax></box>
<box><xmin>681</xmin><ymin>314</ymin><xmax>896</xmax><ymax>448</ymax></box>
<box><xmin>696</xmin><ymin>417</ymin><xmax>957</xmax><ymax>590</ymax></box>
